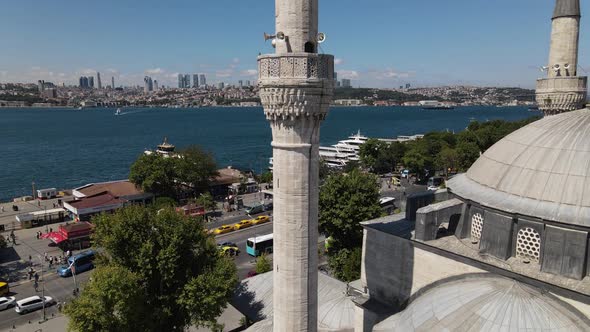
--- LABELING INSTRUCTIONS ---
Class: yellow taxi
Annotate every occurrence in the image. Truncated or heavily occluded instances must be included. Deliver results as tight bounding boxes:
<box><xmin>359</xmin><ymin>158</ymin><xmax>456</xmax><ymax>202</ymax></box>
<box><xmin>0</xmin><ymin>282</ymin><xmax>8</xmax><ymax>296</ymax></box>
<box><xmin>251</xmin><ymin>215</ymin><xmax>270</xmax><ymax>225</ymax></box>
<box><xmin>212</xmin><ymin>225</ymin><xmax>234</xmax><ymax>235</ymax></box>
<box><xmin>233</xmin><ymin>219</ymin><xmax>253</xmax><ymax>230</ymax></box>
<box><xmin>218</xmin><ymin>242</ymin><xmax>240</xmax><ymax>256</ymax></box>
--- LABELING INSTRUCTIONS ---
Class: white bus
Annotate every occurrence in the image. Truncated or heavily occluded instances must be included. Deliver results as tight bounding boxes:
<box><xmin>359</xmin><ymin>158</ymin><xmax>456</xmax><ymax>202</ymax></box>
<box><xmin>246</xmin><ymin>234</ymin><xmax>273</xmax><ymax>256</ymax></box>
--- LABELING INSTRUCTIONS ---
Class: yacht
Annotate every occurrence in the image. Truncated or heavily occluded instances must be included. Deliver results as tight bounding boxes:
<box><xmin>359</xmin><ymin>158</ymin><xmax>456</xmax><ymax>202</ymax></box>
<box><xmin>115</xmin><ymin>108</ymin><xmax>122</xmax><ymax>115</ymax></box>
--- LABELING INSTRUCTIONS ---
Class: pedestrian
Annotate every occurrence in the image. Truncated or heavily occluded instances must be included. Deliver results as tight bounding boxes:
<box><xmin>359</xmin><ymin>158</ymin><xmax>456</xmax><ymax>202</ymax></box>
<box><xmin>1</xmin><ymin>206</ymin><xmax>4</xmax><ymax>212</ymax></box>
<box><xmin>49</xmin><ymin>256</ymin><xmax>54</xmax><ymax>268</ymax></box>
<box><xmin>66</xmin><ymin>250</ymin><xmax>71</xmax><ymax>258</ymax></box>
<box><xmin>37</xmin><ymin>200</ymin><xmax>40</xmax><ymax>207</ymax></box>
<box><xmin>34</xmin><ymin>272</ymin><xmax>39</xmax><ymax>283</ymax></box>
<box><xmin>28</xmin><ymin>267</ymin><xmax>34</xmax><ymax>280</ymax></box>
<box><xmin>44</xmin><ymin>252</ymin><xmax>48</xmax><ymax>261</ymax></box>
<box><xmin>35</xmin><ymin>232</ymin><xmax>39</xmax><ymax>240</ymax></box>
<box><xmin>34</xmin><ymin>281</ymin><xmax>38</xmax><ymax>292</ymax></box>
<box><xmin>49</xmin><ymin>227</ymin><xmax>53</xmax><ymax>233</ymax></box>
<box><xmin>28</xmin><ymin>255</ymin><xmax>32</xmax><ymax>265</ymax></box>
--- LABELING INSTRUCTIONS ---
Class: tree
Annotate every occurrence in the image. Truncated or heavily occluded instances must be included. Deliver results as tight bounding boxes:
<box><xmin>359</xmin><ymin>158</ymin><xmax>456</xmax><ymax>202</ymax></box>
<box><xmin>328</xmin><ymin>247</ymin><xmax>362</xmax><ymax>282</ymax></box>
<box><xmin>258</xmin><ymin>171</ymin><xmax>273</xmax><ymax>184</ymax></box>
<box><xmin>154</xmin><ymin>197</ymin><xmax>177</xmax><ymax>209</ymax></box>
<box><xmin>435</xmin><ymin>147</ymin><xmax>459</xmax><ymax>178</ymax></box>
<box><xmin>456</xmin><ymin>141</ymin><xmax>480</xmax><ymax>171</ymax></box>
<box><xmin>64</xmin><ymin>266</ymin><xmax>146</xmax><ymax>332</ymax></box>
<box><xmin>130</xmin><ymin>154</ymin><xmax>179</xmax><ymax>198</ymax></box>
<box><xmin>359</xmin><ymin>138</ymin><xmax>385</xmax><ymax>171</ymax></box>
<box><xmin>195</xmin><ymin>192</ymin><xmax>217</xmax><ymax>212</ymax></box>
<box><xmin>66</xmin><ymin>206</ymin><xmax>238</xmax><ymax>331</ymax></box>
<box><xmin>319</xmin><ymin>169</ymin><xmax>382</xmax><ymax>253</ymax></box>
<box><xmin>129</xmin><ymin>145</ymin><xmax>218</xmax><ymax>199</ymax></box>
<box><xmin>402</xmin><ymin>144</ymin><xmax>431</xmax><ymax>180</ymax></box>
<box><xmin>177</xmin><ymin>145</ymin><xmax>218</xmax><ymax>194</ymax></box>
<box><xmin>255</xmin><ymin>254</ymin><xmax>272</xmax><ymax>274</ymax></box>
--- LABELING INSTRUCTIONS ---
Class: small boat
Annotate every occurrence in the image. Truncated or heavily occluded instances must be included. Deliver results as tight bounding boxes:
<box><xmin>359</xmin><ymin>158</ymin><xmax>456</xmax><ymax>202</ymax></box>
<box><xmin>115</xmin><ymin>108</ymin><xmax>122</xmax><ymax>116</ymax></box>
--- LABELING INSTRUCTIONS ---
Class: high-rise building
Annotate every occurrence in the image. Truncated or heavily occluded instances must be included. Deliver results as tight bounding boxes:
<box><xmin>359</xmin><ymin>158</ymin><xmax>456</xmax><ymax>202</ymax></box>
<box><xmin>199</xmin><ymin>74</ymin><xmax>206</xmax><ymax>87</ymax></box>
<box><xmin>178</xmin><ymin>74</ymin><xmax>184</xmax><ymax>88</ymax></box>
<box><xmin>334</xmin><ymin>72</ymin><xmax>338</xmax><ymax>82</ymax></box>
<box><xmin>341</xmin><ymin>78</ymin><xmax>351</xmax><ymax>88</ymax></box>
<box><xmin>97</xmin><ymin>72</ymin><xmax>102</xmax><ymax>89</ymax></box>
<box><xmin>184</xmin><ymin>74</ymin><xmax>190</xmax><ymax>89</ymax></box>
<box><xmin>193</xmin><ymin>74</ymin><xmax>199</xmax><ymax>88</ymax></box>
<box><xmin>246</xmin><ymin>80</ymin><xmax>251</xmax><ymax>87</ymax></box>
<box><xmin>112</xmin><ymin>76</ymin><xmax>115</xmax><ymax>89</ymax></box>
<box><xmin>144</xmin><ymin>76</ymin><xmax>153</xmax><ymax>93</ymax></box>
<box><xmin>153</xmin><ymin>80</ymin><xmax>159</xmax><ymax>91</ymax></box>
<box><xmin>238</xmin><ymin>80</ymin><xmax>243</xmax><ymax>88</ymax></box>
<box><xmin>217</xmin><ymin>82</ymin><xmax>225</xmax><ymax>89</ymax></box>
<box><xmin>37</xmin><ymin>80</ymin><xmax>45</xmax><ymax>94</ymax></box>
<box><xmin>79</xmin><ymin>76</ymin><xmax>89</xmax><ymax>89</ymax></box>
<box><xmin>405</xmin><ymin>83</ymin><xmax>411</xmax><ymax>89</ymax></box>
<box><xmin>88</xmin><ymin>76</ymin><xmax>94</xmax><ymax>89</ymax></box>
<box><xmin>257</xmin><ymin>0</ymin><xmax>334</xmax><ymax>330</ymax></box>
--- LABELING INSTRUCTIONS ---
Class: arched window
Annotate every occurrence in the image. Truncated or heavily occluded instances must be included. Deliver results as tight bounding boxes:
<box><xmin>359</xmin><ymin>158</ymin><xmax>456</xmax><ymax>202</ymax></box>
<box><xmin>470</xmin><ymin>213</ymin><xmax>484</xmax><ymax>242</ymax></box>
<box><xmin>516</xmin><ymin>227</ymin><xmax>541</xmax><ymax>263</ymax></box>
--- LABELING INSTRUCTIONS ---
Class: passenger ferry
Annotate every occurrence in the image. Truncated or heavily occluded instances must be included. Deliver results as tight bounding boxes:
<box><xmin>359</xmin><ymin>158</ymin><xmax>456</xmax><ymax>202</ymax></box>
<box><xmin>144</xmin><ymin>137</ymin><xmax>177</xmax><ymax>157</ymax></box>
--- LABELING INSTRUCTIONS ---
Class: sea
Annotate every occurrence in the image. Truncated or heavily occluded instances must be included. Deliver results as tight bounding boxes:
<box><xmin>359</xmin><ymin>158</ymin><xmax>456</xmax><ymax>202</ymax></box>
<box><xmin>0</xmin><ymin>106</ymin><xmax>540</xmax><ymax>202</ymax></box>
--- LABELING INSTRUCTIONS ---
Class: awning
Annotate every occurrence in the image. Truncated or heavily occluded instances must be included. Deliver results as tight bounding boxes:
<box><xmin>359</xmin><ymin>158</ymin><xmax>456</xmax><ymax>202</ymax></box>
<box><xmin>40</xmin><ymin>232</ymin><xmax>67</xmax><ymax>244</ymax></box>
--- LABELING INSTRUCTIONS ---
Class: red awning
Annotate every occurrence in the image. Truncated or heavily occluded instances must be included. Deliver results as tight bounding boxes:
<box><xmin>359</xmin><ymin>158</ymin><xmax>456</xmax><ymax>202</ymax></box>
<box><xmin>41</xmin><ymin>232</ymin><xmax>67</xmax><ymax>244</ymax></box>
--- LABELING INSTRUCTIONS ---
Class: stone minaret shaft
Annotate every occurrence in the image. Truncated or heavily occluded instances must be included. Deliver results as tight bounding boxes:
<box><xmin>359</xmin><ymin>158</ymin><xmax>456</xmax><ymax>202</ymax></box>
<box><xmin>258</xmin><ymin>0</ymin><xmax>334</xmax><ymax>331</ymax></box>
<box><xmin>548</xmin><ymin>0</ymin><xmax>581</xmax><ymax>78</ymax></box>
<box><xmin>536</xmin><ymin>0</ymin><xmax>587</xmax><ymax>115</ymax></box>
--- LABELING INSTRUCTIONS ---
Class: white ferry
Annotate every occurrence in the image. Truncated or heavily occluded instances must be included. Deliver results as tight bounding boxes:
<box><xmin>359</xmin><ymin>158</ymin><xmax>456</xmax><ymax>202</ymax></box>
<box><xmin>144</xmin><ymin>137</ymin><xmax>177</xmax><ymax>157</ymax></box>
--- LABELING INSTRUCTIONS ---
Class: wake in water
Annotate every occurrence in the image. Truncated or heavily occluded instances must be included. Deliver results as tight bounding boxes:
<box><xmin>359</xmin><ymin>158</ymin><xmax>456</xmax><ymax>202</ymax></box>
<box><xmin>116</xmin><ymin>109</ymin><xmax>149</xmax><ymax>116</ymax></box>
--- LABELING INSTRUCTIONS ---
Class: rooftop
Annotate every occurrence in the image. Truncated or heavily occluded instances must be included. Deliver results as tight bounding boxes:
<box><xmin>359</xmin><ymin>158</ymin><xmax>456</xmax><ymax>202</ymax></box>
<box><xmin>67</xmin><ymin>192</ymin><xmax>127</xmax><ymax>210</ymax></box>
<box><xmin>448</xmin><ymin>108</ymin><xmax>590</xmax><ymax>227</ymax></box>
<box><xmin>74</xmin><ymin>180</ymin><xmax>144</xmax><ymax>198</ymax></box>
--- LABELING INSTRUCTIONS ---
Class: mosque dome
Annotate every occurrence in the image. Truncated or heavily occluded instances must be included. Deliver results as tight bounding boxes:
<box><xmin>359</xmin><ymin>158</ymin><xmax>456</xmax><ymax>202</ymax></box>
<box><xmin>373</xmin><ymin>276</ymin><xmax>590</xmax><ymax>331</ymax></box>
<box><xmin>448</xmin><ymin>107</ymin><xmax>590</xmax><ymax>227</ymax></box>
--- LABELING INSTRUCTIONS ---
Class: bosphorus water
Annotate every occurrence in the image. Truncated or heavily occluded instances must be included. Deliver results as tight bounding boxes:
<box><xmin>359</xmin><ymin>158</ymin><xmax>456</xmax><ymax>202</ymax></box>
<box><xmin>0</xmin><ymin>106</ymin><xmax>539</xmax><ymax>201</ymax></box>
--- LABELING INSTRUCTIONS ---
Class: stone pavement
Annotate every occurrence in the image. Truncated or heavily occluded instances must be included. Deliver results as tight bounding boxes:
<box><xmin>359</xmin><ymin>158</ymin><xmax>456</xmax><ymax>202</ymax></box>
<box><xmin>0</xmin><ymin>196</ymin><xmax>71</xmax><ymax>232</ymax></box>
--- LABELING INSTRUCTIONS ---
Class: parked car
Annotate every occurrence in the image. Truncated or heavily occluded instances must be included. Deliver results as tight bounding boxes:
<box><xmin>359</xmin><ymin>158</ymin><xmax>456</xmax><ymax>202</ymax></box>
<box><xmin>57</xmin><ymin>250</ymin><xmax>96</xmax><ymax>277</ymax></box>
<box><xmin>15</xmin><ymin>296</ymin><xmax>54</xmax><ymax>314</ymax></box>
<box><xmin>263</xmin><ymin>202</ymin><xmax>273</xmax><ymax>211</ymax></box>
<box><xmin>252</xmin><ymin>215</ymin><xmax>270</xmax><ymax>225</ymax></box>
<box><xmin>0</xmin><ymin>296</ymin><xmax>16</xmax><ymax>311</ymax></box>
<box><xmin>245</xmin><ymin>205</ymin><xmax>264</xmax><ymax>215</ymax></box>
<box><xmin>212</xmin><ymin>225</ymin><xmax>234</xmax><ymax>235</ymax></box>
<box><xmin>233</xmin><ymin>219</ymin><xmax>253</xmax><ymax>230</ymax></box>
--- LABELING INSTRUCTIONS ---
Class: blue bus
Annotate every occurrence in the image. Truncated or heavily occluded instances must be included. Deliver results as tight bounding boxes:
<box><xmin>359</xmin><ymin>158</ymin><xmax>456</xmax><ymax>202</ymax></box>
<box><xmin>246</xmin><ymin>234</ymin><xmax>273</xmax><ymax>256</ymax></box>
<box><xmin>57</xmin><ymin>250</ymin><xmax>96</xmax><ymax>277</ymax></box>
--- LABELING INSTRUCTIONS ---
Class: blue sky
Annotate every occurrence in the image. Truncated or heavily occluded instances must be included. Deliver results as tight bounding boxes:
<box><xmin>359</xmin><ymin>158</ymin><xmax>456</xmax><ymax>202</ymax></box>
<box><xmin>0</xmin><ymin>0</ymin><xmax>588</xmax><ymax>88</ymax></box>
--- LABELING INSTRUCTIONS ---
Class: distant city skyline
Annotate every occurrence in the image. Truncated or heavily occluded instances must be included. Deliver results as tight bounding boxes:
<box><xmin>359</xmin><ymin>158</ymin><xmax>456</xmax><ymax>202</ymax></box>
<box><xmin>0</xmin><ymin>0</ymin><xmax>588</xmax><ymax>88</ymax></box>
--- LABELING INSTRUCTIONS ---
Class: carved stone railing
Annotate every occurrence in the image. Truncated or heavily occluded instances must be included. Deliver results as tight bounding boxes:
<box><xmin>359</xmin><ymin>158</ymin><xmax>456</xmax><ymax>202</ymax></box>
<box><xmin>258</xmin><ymin>53</ymin><xmax>334</xmax><ymax>82</ymax></box>
<box><xmin>536</xmin><ymin>77</ymin><xmax>587</xmax><ymax>115</ymax></box>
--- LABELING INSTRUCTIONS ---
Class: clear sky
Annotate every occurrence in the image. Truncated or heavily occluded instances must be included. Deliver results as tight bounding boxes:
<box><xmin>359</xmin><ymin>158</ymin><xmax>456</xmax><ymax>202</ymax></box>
<box><xmin>0</xmin><ymin>0</ymin><xmax>588</xmax><ymax>88</ymax></box>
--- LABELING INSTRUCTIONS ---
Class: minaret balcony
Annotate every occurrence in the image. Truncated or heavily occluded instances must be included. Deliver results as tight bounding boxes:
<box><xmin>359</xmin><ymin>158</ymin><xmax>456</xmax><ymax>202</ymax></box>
<box><xmin>536</xmin><ymin>76</ymin><xmax>587</xmax><ymax>114</ymax></box>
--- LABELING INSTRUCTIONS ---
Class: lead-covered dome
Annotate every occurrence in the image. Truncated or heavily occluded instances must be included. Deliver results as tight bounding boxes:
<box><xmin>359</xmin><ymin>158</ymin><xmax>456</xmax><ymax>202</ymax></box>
<box><xmin>448</xmin><ymin>108</ymin><xmax>590</xmax><ymax>227</ymax></box>
<box><xmin>373</xmin><ymin>276</ymin><xmax>590</xmax><ymax>331</ymax></box>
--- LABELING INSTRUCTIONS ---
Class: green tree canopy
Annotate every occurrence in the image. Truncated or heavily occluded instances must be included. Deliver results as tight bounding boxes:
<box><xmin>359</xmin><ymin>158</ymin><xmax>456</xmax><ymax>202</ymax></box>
<box><xmin>255</xmin><ymin>254</ymin><xmax>272</xmax><ymax>274</ymax></box>
<box><xmin>195</xmin><ymin>192</ymin><xmax>217</xmax><ymax>212</ymax></box>
<box><xmin>65</xmin><ymin>206</ymin><xmax>237</xmax><ymax>331</ymax></box>
<box><xmin>177</xmin><ymin>146</ymin><xmax>218</xmax><ymax>194</ymax></box>
<box><xmin>319</xmin><ymin>169</ymin><xmax>382</xmax><ymax>252</ymax></box>
<box><xmin>129</xmin><ymin>145</ymin><xmax>218</xmax><ymax>199</ymax></box>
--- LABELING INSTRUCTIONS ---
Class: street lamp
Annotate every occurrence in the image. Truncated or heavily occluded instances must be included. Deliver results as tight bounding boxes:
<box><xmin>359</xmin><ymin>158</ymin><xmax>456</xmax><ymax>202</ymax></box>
<box><xmin>35</xmin><ymin>254</ymin><xmax>46</xmax><ymax>323</ymax></box>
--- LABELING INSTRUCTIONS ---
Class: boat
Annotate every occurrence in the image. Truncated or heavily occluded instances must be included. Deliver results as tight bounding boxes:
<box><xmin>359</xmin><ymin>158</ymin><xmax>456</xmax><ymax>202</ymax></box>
<box><xmin>144</xmin><ymin>137</ymin><xmax>177</xmax><ymax>157</ymax></box>
<box><xmin>419</xmin><ymin>100</ymin><xmax>455</xmax><ymax>110</ymax></box>
<box><xmin>115</xmin><ymin>108</ymin><xmax>122</xmax><ymax>115</ymax></box>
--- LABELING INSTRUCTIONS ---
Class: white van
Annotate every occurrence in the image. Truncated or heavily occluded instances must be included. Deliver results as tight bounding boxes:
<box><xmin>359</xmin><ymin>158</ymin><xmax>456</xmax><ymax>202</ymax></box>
<box><xmin>15</xmin><ymin>295</ymin><xmax>53</xmax><ymax>314</ymax></box>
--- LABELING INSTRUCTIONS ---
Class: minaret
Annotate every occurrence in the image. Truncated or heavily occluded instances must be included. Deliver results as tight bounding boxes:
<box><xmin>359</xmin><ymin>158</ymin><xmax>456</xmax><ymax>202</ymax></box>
<box><xmin>258</xmin><ymin>0</ymin><xmax>334</xmax><ymax>331</ymax></box>
<box><xmin>536</xmin><ymin>0</ymin><xmax>587</xmax><ymax>115</ymax></box>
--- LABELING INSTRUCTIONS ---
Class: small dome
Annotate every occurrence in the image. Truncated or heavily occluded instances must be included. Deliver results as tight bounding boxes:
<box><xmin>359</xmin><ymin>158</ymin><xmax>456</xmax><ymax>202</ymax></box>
<box><xmin>373</xmin><ymin>276</ymin><xmax>590</xmax><ymax>331</ymax></box>
<box><xmin>448</xmin><ymin>108</ymin><xmax>590</xmax><ymax>226</ymax></box>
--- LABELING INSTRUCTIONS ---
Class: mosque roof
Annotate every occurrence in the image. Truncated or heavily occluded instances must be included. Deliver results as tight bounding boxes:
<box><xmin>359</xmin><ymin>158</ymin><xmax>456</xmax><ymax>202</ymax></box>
<box><xmin>234</xmin><ymin>271</ymin><xmax>355</xmax><ymax>332</ymax></box>
<box><xmin>448</xmin><ymin>108</ymin><xmax>590</xmax><ymax>227</ymax></box>
<box><xmin>553</xmin><ymin>0</ymin><xmax>581</xmax><ymax>19</ymax></box>
<box><xmin>373</xmin><ymin>275</ymin><xmax>590</xmax><ymax>331</ymax></box>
